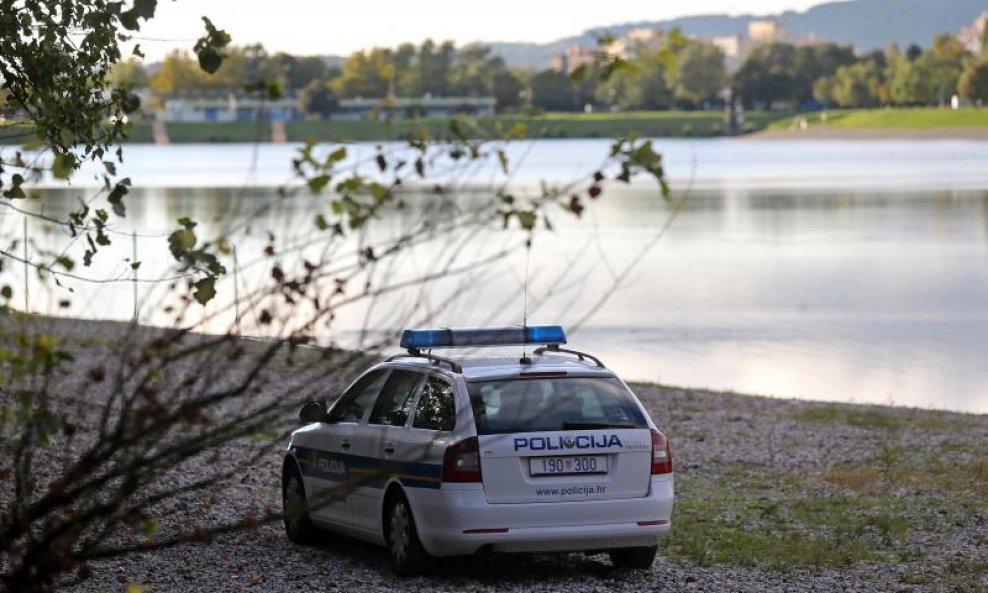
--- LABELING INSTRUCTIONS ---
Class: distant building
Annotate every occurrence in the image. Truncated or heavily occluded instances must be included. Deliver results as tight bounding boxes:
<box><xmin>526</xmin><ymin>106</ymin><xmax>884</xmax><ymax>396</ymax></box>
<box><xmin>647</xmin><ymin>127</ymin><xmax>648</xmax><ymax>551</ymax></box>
<box><xmin>333</xmin><ymin>97</ymin><xmax>496</xmax><ymax>120</ymax></box>
<box><xmin>747</xmin><ymin>18</ymin><xmax>789</xmax><ymax>44</ymax></box>
<box><xmin>551</xmin><ymin>29</ymin><xmax>662</xmax><ymax>73</ymax></box>
<box><xmin>709</xmin><ymin>34</ymin><xmax>744</xmax><ymax>71</ymax></box>
<box><xmin>550</xmin><ymin>45</ymin><xmax>609</xmax><ymax>74</ymax></box>
<box><xmin>607</xmin><ymin>28</ymin><xmax>661</xmax><ymax>59</ymax></box>
<box><xmin>161</xmin><ymin>95</ymin><xmax>304</xmax><ymax>123</ymax></box>
<box><xmin>159</xmin><ymin>93</ymin><xmax>495</xmax><ymax>122</ymax></box>
<box><xmin>959</xmin><ymin>12</ymin><xmax>988</xmax><ymax>54</ymax></box>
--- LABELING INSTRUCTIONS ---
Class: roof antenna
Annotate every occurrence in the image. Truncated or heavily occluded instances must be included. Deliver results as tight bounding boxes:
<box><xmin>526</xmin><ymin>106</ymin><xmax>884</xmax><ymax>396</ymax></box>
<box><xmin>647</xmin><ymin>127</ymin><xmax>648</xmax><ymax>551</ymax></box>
<box><xmin>520</xmin><ymin>238</ymin><xmax>533</xmax><ymax>365</ymax></box>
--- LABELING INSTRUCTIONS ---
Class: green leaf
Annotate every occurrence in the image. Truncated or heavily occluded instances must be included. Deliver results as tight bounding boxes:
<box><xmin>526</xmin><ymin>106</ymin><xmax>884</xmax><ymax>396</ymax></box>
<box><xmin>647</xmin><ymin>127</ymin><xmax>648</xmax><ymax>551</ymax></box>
<box><xmin>516</xmin><ymin>211</ymin><xmax>537</xmax><ymax>230</ymax></box>
<box><xmin>52</xmin><ymin>153</ymin><xmax>76</xmax><ymax>180</ymax></box>
<box><xmin>496</xmin><ymin>150</ymin><xmax>509</xmax><ymax>175</ymax></box>
<box><xmin>1</xmin><ymin>286</ymin><xmax>11</xmax><ymax>300</ymax></box>
<box><xmin>325</xmin><ymin>147</ymin><xmax>347</xmax><ymax>166</ymax></box>
<box><xmin>103</xmin><ymin>161</ymin><xmax>117</xmax><ymax>176</ymax></box>
<box><xmin>314</xmin><ymin>214</ymin><xmax>329</xmax><ymax>230</ymax></box>
<box><xmin>4</xmin><ymin>174</ymin><xmax>26</xmax><ymax>199</ymax></box>
<box><xmin>121</xmin><ymin>91</ymin><xmax>141</xmax><ymax>114</ymax></box>
<box><xmin>369</xmin><ymin>182</ymin><xmax>390</xmax><ymax>202</ymax></box>
<box><xmin>196</xmin><ymin>46</ymin><xmax>223</xmax><ymax>74</ymax></box>
<box><xmin>193</xmin><ymin>277</ymin><xmax>216</xmax><ymax>305</ymax></box>
<box><xmin>168</xmin><ymin>228</ymin><xmax>197</xmax><ymax>262</ymax></box>
<box><xmin>54</xmin><ymin>256</ymin><xmax>74</xmax><ymax>271</ymax></box>
<box><xmin>108</xmin><ymin>182</ymin><xmax>129</xmax><ymax>217</ymax></box>
<box><xmin>307</xmin><ymin>174</ymin><xmax>330</xmax><ymax>193</ymax></box>
<box><xmin>194</xmin><ymin>17</ymin><xmax>231</xmax><ymax>74</ymax></box>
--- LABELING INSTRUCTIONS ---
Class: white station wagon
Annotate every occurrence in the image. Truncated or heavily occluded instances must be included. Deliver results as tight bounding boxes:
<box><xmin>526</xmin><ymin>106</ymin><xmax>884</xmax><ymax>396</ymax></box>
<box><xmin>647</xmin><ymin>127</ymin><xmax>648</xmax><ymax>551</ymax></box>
<box><xmin>281</xmin><ymin>326</ymin><xmax>674</xmax><ymax>575</ymax></box>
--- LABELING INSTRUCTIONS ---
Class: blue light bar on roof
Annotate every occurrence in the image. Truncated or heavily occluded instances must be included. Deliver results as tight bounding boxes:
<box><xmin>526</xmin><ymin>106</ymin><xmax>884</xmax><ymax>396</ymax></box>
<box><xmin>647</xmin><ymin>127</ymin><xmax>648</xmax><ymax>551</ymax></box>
<box><xmin>400</xmin><ymin>325</ymin><xmax>567</xmax><ymax>349</ymax></box>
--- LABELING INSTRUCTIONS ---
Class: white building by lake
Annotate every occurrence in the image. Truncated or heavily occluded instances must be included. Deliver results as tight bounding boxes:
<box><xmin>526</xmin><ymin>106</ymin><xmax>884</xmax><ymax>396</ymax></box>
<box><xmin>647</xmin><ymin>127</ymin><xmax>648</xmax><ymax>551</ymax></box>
<box><xmin>160</xmin><ymin>94</ymin><xmax>496</xmax><ymax>123</ymax></box>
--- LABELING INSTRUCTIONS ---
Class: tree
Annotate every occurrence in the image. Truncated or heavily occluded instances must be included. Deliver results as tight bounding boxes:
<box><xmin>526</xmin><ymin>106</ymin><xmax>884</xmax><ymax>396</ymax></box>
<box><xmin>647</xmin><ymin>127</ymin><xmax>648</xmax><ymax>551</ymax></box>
<box><xmin>674</xmin><ymin>42</ymin><xmax>726</xmax><ymax>107</ymax></box>
<box><xmin>919</xmin><ymin>34</ymin><xmax>972</xmax><ymax>105</ymax></box>
<box><xmin>492</xmin><ymin>70</ymin><xmax>523</xmax><ymax>111</ymax></box>
<box><xmin>959</xmin><ymin>61</ymin><xmax>988</xmax><ymax>103</ymax></box>
<box><xmin>417</xmin><ymin>39</ymin><xmax>454</xmax><ymax>97</ymax></box>
<box><xmin>300</xmin><ymin>78</ymin><xmax>339</xmax><ymax>118</ymax></box>
<box><xmin>150</xmin><ymin>47</ymin><xmax>254</xmax><ymax>94</ymax></box>
<box><xmin>529</xmin><ymin>69</ymin><xmax>574</xmax><ymax>111</ymax></box>
<box><xmin>334</xmin><ymin>48</ymin><xmax>393</xmax><ymax>99</ymax></box>
<box><xmin>266</xmin><ymin>53</ymin><xmax>329</xmax><ymax>91</ymax></box>
<box><xmin>109</xmin><ymin>58</ymin><xmax>149</xmax><ymax>89</ymax></box>
<box><xmin>594</xmin><ymin>49</ymin><xmax>671</xmax><ymax>111</ymax></box>
<box><xmin>733</xmin><ymin>43</ymin><xmax>797</xmax><ymax>109</ymax></box>
<box><xmin>828</xmin><ymin>62</ymin><xmax>882</xmax><ymax>107</ymax></box>
<box><xmin>812</xmin><ymin>76</ymin><xmax>835</xmax><ymax>105</ymax></box>
<box><xmin>905</xmin><ymin>43</ymin><xmax>923</xmax><ymax>62</ymax></box>
<box><xmin>889</xmin><ymin>56</ymin><xmax>932</xmax><ymax>105</ymax></box>
<box><xmin>791</xmin><ymin>43</ymin><xmax>856</xmax><ymax>102</ymax></box>
<box><xmin>149</xmin><ymin>51</ymin><xmax>208</xmax><ymax>93</ymax></box>
<box><xmin>449</xmin><ymin>44</ymin><xmax>505</xmax><ymax>97</ymax></box>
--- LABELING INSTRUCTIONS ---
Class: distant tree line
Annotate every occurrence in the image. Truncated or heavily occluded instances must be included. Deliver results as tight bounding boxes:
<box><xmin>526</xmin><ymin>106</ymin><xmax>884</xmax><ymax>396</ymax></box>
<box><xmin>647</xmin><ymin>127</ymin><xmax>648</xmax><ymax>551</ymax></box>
<box><xmin>738</xmin><ymin>34</ymin><xmax>988</xmax><ymax>108</ymax></box>
<box><xmin>116</xmin><ymin>40</ymin><xmax>525</xmax><ymax>116</ymax></box>
<box><xmin>109</xmin><ymin>28</ymin><xmax>988</xmax><ymax>117</ymax></box>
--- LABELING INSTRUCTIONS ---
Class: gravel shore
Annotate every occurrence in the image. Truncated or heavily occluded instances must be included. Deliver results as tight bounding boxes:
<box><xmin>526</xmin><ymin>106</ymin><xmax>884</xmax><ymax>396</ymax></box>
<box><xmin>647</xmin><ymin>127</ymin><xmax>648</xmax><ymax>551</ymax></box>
<box><xmin>3</xmin><ymin>317</ymin><xmax>986</xmax><ymax>593</ymax></box>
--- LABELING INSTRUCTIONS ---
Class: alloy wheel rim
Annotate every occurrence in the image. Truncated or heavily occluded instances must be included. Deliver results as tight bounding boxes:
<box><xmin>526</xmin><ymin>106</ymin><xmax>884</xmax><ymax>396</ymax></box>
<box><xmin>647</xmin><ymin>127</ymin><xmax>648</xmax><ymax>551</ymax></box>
<box><xmin>284</xmin><ymin>475</ymin><xmax>303</xmax><ymax>535</ymax></box>
<box><xmin>390</xmin><ymin>503</ymin><xmax>410</xmax><ymax>563</ymax></box>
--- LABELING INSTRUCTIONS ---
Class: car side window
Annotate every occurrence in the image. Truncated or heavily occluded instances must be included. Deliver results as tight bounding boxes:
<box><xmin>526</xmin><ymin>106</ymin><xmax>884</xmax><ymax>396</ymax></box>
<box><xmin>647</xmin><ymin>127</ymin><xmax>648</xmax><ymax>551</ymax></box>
<box><xmin>369</xmin><ymin>370</ymin><xmax>423</xmax><ymax>426</ymax></box>
<box><xmin>412</xmin><ymin>377</ymin><xmax>456</xmax><ymax>431</ymax></box>
<box><xmin>327</xmin><ymin>369</ymin><xmax>388</xmax><ymax>423</ymax></box>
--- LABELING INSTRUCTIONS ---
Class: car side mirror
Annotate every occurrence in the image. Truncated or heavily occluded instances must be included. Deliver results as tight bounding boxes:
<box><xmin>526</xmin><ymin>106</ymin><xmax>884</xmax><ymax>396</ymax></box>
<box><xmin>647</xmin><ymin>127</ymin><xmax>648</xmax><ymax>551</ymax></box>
<box><xmin>299</xmin><ymin>401</ymin><xmax>327</xmax><ymax>424</ymax></box>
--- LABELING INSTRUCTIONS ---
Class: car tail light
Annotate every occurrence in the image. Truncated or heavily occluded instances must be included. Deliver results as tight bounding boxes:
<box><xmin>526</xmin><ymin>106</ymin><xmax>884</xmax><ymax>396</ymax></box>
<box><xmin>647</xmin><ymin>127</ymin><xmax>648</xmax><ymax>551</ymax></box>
<box><xmin>443</xmin><ymin>437</ymin><xmax>482</xmax><ymax>483</ymax></box>
<box><xmin>650</xmin><ymin>429</ymin><xmax>672</xmax><ymax>474</ymax></box>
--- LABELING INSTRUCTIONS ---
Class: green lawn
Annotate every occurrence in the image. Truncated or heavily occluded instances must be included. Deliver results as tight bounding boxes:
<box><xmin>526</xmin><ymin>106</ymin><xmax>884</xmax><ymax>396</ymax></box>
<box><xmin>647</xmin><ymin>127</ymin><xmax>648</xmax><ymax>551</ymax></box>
<box><xmin>768</xmin><ymin>107</ymin><xmax>988</xmax><ymax>130</ymax></box>
<box><xmin>110</xmin><ymin>111</ymin><xmax>790</xmax><ymax>144</ymax></box>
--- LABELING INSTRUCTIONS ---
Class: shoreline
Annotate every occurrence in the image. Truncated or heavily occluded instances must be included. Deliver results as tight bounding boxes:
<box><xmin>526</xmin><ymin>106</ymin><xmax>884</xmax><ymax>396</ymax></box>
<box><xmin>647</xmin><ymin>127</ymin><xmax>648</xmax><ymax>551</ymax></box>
<box><xmin>750</xmin><ymin>127</ymin><xmax>988</xmax><ymax>140</ymax></box>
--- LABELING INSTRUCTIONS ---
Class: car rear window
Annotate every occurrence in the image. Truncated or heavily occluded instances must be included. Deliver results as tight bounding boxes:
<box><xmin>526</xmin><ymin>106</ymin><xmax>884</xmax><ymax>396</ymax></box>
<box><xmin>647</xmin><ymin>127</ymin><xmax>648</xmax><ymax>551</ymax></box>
<box><xmin>467</xmin><ymin>377</ymin><xmax>647</xmax><ymax>435</ymax></box>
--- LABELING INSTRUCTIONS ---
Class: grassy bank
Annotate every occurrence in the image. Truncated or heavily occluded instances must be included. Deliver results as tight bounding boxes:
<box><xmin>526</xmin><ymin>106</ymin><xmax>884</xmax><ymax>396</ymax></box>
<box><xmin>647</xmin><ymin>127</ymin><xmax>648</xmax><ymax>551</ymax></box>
<box><xmin>118</xmin><ymin>111</ymin><xmax>788</xmax><ymax>144</ymax></box>
<box><xmin>768</xmin><ymin>107</ymin><xmax>988</xmax><ymax>131</ymax></box>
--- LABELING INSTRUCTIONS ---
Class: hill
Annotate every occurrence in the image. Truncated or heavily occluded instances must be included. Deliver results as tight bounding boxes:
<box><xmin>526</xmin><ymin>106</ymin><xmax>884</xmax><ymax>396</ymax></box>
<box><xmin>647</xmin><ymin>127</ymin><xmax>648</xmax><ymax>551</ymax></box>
<box><xmin>488</xmin><ymin>0</ymin><xmax>987</xmax><ymax>69</ymax></box>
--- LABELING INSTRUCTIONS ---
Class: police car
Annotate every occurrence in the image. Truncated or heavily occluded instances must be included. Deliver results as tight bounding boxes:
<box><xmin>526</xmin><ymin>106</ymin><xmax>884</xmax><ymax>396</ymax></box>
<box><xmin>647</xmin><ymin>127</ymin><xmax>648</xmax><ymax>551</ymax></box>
<box><xmin>282</xmin><ymin>326</ymin><xmax>674</xmax><ymax>575</ymax></box>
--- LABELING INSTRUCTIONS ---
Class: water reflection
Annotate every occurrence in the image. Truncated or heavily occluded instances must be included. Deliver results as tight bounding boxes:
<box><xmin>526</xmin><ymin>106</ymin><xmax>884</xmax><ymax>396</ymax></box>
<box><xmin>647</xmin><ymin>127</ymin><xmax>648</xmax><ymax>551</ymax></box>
<box><xmin>3</xmin><ymin>140</ymin><xmax>988</xmax><ymax>414</ymax></box>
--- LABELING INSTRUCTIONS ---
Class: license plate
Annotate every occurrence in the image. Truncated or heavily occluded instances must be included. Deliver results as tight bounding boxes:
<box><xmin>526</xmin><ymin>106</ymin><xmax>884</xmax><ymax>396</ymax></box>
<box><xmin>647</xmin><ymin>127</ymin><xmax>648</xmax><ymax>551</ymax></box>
<box><xmin>529</xmin><ymin>455</ymin><xmax>608</xmax><ymax>476</ymax></box>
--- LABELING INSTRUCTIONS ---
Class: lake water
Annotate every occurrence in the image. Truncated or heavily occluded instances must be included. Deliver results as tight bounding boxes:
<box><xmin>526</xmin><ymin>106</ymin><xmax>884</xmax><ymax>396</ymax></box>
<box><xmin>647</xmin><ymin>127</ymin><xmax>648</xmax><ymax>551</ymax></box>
<box><xmin>4</xmin><ymin>139</ymin><xmax>988</xmax><ymax>413</ymax></box>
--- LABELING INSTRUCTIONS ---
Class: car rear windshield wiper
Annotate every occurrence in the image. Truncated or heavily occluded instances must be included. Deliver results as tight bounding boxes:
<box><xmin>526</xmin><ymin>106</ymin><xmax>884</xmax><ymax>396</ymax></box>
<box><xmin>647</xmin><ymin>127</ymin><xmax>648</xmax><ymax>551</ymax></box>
<box><xmin>562</xmin><ymin>421</ymin><xmax>640</xmax><ymax>430</ymax></box>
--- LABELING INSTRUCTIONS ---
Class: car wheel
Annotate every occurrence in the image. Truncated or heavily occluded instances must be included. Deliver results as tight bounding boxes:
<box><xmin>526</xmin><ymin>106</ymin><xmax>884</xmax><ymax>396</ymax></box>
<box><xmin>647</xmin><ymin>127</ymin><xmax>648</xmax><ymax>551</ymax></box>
<box><xmin>282</xmin><ymin>462</ymin><xmax>320</xmax><ymax>545</ymax></box>
<box><xmin>609</xmin><ymin>545</ymin><xmax>657</xmax><ymax>569</ymax></box>
<box><xmin>386</xmin><ymin>493</ymin><xmax>433</xmax><ymax>576</ymax></box>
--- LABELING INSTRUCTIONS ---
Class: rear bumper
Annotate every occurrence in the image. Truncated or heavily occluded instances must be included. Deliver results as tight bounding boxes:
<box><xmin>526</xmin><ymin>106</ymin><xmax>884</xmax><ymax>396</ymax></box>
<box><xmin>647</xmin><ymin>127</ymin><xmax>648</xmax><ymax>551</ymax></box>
<box><xmin>406</xmin><ymin>474</ymin><xmax>673</xmax><ymax>557</ymax></box>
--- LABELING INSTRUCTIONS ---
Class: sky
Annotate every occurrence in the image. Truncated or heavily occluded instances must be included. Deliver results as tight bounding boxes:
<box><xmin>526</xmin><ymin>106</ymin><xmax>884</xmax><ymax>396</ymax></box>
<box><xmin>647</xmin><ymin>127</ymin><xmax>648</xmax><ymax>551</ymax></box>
<box><xmin>133</xmin><ymin>0</ymin><xmax>829</xmax><ymax>60</ymax></box>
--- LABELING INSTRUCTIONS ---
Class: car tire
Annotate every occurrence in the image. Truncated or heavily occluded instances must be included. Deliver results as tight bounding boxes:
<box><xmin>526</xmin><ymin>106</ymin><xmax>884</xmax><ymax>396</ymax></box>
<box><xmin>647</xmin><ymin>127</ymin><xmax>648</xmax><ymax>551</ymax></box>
<box><xmin>282</xmin><ymin>461</ymin><xmax>320</xmax><ymax>545</ymax></box>
<box><xmin>609</xmin><ymin>545</ymin><xmax>657</xmax><ymax>569</ymax></box>
<box><xmin>385</xmin><ymin>492</ymin><xmax>433</xmax><ymax>576</ymax></box>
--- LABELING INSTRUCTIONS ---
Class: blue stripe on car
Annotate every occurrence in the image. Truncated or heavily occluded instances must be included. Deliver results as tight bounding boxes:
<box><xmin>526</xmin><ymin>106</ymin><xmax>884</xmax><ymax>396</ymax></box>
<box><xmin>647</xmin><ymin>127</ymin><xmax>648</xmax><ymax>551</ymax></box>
<box><xmin>292</xmin><ymin>445</ymin><xmax>442</xmax><ymax>490</ymax></box>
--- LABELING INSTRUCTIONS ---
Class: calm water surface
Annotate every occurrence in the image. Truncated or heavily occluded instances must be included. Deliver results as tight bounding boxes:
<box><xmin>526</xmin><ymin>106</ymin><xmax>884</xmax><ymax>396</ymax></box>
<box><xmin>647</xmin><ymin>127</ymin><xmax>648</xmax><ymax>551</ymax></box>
<box><xmin>4</xmin><ymin>139</ymin><xmax>987</xmax><ymax>413</ymax></box>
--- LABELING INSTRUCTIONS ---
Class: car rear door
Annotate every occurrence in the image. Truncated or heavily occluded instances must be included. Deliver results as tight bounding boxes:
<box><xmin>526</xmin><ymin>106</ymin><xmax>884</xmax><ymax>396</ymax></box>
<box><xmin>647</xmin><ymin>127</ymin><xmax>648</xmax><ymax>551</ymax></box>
<box><xmin>348</xmin><ymin>368</ymin><xmax>425</xmax><ymax>533</ymax></box>
<box><xmin>470</xmin><ymin>375</ymin><xmax>653</xmax><ymax>504</ymax></box>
